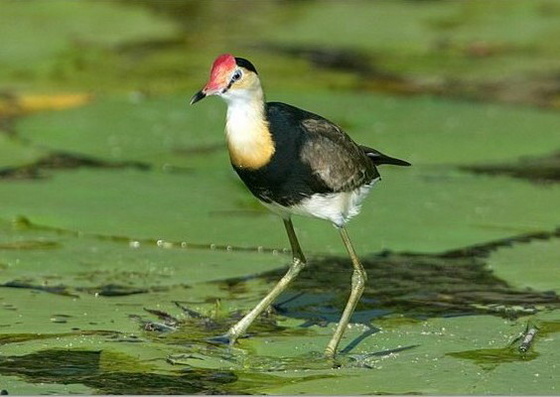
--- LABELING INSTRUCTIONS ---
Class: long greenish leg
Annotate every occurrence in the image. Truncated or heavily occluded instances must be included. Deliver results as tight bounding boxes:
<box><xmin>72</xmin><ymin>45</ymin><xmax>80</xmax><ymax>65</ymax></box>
<box><xmin>324</xmin><ymin>226</ymin><xmax>367</xmax><ymax>358</ymax></box>
<box><xmin>224</xmin><ymin>218</ymin><xmax>306</xmax><ymax>344</ymax></box>
<box><xmin>283</xmin><ymin>218</ymin><xmax>306</xmax><ymax>263</ymax></box>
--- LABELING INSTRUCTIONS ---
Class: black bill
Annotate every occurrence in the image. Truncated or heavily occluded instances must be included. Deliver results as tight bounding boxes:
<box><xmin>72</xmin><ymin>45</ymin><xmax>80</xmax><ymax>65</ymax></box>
<box><xmin>190</xmin><ymin>90</ymin><xmax>206</xmax><ymax>105</ymax></box>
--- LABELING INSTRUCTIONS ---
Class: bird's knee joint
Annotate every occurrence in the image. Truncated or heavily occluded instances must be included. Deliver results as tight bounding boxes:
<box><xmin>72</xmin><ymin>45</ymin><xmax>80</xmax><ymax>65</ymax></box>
<box><xmin>286</xmin><ymin>257</ymin><xmax>306</xmax><ymax>277</ymax></box>
<box><xmin>293</xmin><ymin>257</ymin><xmax>306</xmax><ymax>268</ymax></box>
<box><xmin>351</xmin><ymin>269</ymin><xmax>367</xmax><ymax>289</ymax></box>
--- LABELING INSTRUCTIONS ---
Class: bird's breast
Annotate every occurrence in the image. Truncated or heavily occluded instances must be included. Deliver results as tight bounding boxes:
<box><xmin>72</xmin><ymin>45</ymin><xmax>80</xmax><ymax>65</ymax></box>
<box><xmin>225</xmin><ymin>105</ymin><xmax>275</xmax><ymax>170</ymax></box>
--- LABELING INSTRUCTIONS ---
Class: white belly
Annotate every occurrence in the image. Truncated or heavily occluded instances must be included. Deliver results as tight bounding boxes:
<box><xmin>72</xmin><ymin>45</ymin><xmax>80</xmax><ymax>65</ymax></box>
<box><xmin>261</xmin><ymin>178</ymin><xmax>379</xmax><ymax>227</ymax></box>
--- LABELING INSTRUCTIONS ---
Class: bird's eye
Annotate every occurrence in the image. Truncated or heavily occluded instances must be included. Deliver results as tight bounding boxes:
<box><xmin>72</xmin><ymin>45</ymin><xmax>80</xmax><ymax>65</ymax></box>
<box><xmin>231</xmin><ymin>70</ymin><xmax>242</xmax><ymax>82</ymax></box>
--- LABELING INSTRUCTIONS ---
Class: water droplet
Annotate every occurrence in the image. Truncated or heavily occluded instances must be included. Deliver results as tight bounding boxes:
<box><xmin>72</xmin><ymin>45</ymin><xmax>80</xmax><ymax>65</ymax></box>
<box><xmin>50</xmin><ymin>315</ymin><xmax>68</xmax><ymax>324</ymax></box>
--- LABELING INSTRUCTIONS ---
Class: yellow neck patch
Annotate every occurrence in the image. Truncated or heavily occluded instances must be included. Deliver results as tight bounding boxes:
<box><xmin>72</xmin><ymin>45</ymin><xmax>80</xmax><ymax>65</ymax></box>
<box><xmin>226</xmin><ymin>119</ymin><xmax>275</xmax><ymax>170</ymax></box>
<box><xmin>225</xmin><ymin>88</ymin><xmax>275</xmax><ymax>169</ymax></box>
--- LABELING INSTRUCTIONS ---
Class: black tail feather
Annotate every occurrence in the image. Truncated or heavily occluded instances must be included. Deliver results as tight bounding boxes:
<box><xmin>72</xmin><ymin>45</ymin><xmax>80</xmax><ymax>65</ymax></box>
<box><xmin>360</xmin><ymin>145</ymin><xmax>411</xmax><ymax>167</ymax></box>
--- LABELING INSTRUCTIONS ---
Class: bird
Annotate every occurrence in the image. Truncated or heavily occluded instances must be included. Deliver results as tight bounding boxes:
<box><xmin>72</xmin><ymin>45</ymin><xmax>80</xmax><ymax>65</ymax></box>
<box><xmin>190</xmin><ymin>53</ymin><xmax>410</xmax><ymax>358</ymax></box>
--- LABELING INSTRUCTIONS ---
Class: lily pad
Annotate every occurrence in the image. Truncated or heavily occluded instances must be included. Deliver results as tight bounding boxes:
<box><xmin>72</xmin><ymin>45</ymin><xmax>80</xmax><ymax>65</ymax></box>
<box><xmin>15</xmin><ymin>94</ymin><xmax>225</xmax><ymax>169</ymax></box>
<box><xmin>259</xmin><ymin>0</ymin><xmax>560</xmax><ymax>82</ymax></box>
<box><xmin>0</xmin><ymin>0</ymin><xmax>179</xmax><ymax>77</ymax></box>
<box><xmin>15</xmin><ymin>90</ymin><xmax>560</xmax><ymax>168</ymax></box>
<box><xmin>0</xmin><ymin>135</ymin><xmax>45</xmax><ymax>169</ymax></box>
<box><xmin>256</xmin><ymin>313</ymin><xmax>560</xmax><ymax>395</ymax></box>
<box><xmin>487</xmin><ymin>239</ymin><xmax>560</xmax><ymax>294</ymax></box>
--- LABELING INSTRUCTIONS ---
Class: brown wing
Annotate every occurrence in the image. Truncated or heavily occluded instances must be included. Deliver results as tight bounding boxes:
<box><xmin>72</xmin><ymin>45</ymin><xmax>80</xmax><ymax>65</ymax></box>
<box><xmin>299</xmin><ymin>118</ymin><xmax>379</xmax><ymax>192</ymax></box>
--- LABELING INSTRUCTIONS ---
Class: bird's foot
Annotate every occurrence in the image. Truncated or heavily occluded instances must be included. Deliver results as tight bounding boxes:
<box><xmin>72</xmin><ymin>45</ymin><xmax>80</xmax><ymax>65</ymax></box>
<box><xmin>206</xmin><ymin>330</ymin><xmax>249</xmax><ymax>346</ymax></box>
<box><xmin>324</xmin><ymin>347</ymin><xmax>337</xmax><ymax>360</ymax></box>
<box><xmin>206</xmin><ymin>333</ymin><xmax>234</xmax><ymax>346</ymax></box>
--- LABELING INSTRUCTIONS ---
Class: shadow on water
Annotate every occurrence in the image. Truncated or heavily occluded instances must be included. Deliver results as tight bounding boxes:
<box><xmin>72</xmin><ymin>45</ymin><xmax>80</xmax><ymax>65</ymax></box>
<box><xmin>0</xmin><ymin>151</ymin><xmax>150</xmax><ymax>180</ymax></box>
<box><xmin>461</xmin><ymin>151</ymin><xmax>560</xmax><ymax>184</ymax></box>
<box><xmin>217</xmin><ymin>227</ymin><xmax>560</xmax><ymax>325</ymax></box>
<box><xmin>131</xmin><ymin>227</ymin><xmax>558</xmax><ymax>365</ymax></box>
<box><xmin>0</xmin><ymin>349</ymin><xmax>238</xmax><ymax>395</ymax></box>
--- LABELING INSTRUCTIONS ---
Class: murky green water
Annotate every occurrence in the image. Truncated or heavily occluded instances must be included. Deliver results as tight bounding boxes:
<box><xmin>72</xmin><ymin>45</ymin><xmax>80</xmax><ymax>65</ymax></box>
<box><xmin>1</xmin><ymin>1</ymin><xmax>559</xmax><ymax>394</ymax></box>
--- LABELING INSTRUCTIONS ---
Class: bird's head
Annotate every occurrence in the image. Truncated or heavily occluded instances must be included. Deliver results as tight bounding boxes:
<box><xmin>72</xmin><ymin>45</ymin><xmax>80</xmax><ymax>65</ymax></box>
<box><xmin>190</xmin><ymin>54</ymin><xmax>260</xmax><ymax>105</ymax></box>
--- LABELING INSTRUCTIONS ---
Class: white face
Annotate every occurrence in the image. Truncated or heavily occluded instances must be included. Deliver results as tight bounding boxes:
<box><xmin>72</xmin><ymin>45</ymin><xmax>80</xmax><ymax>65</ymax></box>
<box><xmin>218</xmin><ymin>67</ymin><xmax>262</xmax><ymax>105</ymax></box>
<box><xmin>220</xmin><ymin>83</ymin><xmax>257</xmax><ymax>105</ymax></box>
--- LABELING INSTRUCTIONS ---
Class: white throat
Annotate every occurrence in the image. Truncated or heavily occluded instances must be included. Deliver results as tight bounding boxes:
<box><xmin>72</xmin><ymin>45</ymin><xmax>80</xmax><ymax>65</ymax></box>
<box><xmin>223</xmin><ymin>86</ymin><xmax>264</xmax><ymax>131</ymax></box>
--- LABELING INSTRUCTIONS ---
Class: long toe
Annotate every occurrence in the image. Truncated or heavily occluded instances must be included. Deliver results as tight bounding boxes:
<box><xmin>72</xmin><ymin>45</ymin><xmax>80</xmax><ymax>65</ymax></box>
<box><xmin>206</xmin><ymin>334</ymin><xmax>234</xmax><ymax>345</ymax></box>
